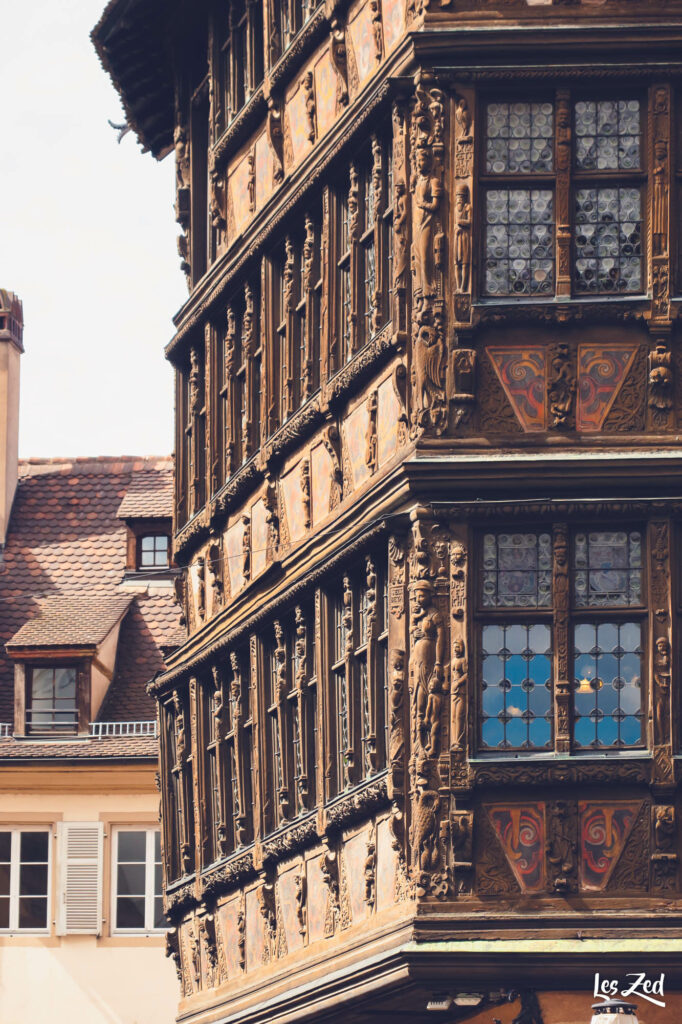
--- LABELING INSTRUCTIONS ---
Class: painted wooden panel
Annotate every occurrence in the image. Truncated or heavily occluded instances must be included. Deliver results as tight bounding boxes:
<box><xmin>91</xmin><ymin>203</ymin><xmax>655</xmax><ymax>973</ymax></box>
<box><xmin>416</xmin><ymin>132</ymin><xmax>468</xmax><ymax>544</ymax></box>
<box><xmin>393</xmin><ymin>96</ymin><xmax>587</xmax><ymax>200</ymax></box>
<box><xmin>245</xmin><ymin>887</ymin><xmax>262</xmax><ymax>972</ymax></box>
<box><xmin>579</xmin><ymin>801</ymin><xmax>641</xmax><ymax>891</ymax></box>
<box><xmin>344</xmin><ymin>829</ymin><xmax>370</xmax><ymax>924</ymax></box>
<box><xmin>306</xmin><ymin>854</ymin><xmax>326</xmax><ymax>943</ymax></box>
<box><xmin>310</xmin><ymin>441</ymin><xmax>333</xmax><ymax>527</ymax></box>
<box><xmin>377</xmin><ymin>376</ymin><xmax>400</xmax><ymax>467</ymax></box>
<box><xmin>382</xmin><ymin>0</ymin><xmax>406</xmax><ymax>52</ymax></box>
<box><xmin>487</xmin><ymin>346</ymin><xmax>547</xmax><ymax>432</ymax></box>
<box><xmin>577</xmin><ymin>342</ymin><xmax>638</xmax><ymax>432</ymax></box>
<box><xmin>486</xmin><ymin>803</ymin><xmax>547</xmax><ymax>892</ymax></box>
<box><xmin>254</xmin><ymin>132</ymin><xmax>272</xmax><ymax>211</ymax></box>
<box><xmin>229</xmin><ymin>156</ymin><xmax>253</xmax><ymax>238</ymax></box>
<box><xmin>280</xmin><ymin>461</ymin><xmax>307</xmax><ymax>544</ymax></box>
<box><xmin>277</xmin><ymin>865</ymin><xmax>305</xmax><ymax>953</ymax></box>
<box><xmin>286</xmin><ymin>80</ymin><xmax>314</xmax><ymax>167</ymax></box>
<box><xmin>251</xmin><ymin>497</ymin><xmax>268</xmax><ymax>578</ymax></box>
<box><xmin>344</xmin><ymin>401</ymin><xmax>371</xmax><ymax>490</ymax></box>
<box><xmin>225</xmin><ymin>518</ymin><xmax>246</xmax><ymax>596</ymax></box>
<box><xmin>376</xmin><ymin>816</ymin><xmax>398</xmax><ymax>911</ymax></box>
<box><xmin>314</xmin><ymin>49</ymin><xmax>338</xmax><ymax>139</ymax></box>
<box><xmin>349</xmin><ymin>4</ymin><xmax>379</xmax><ymax>90</ymax></box>
<box><xmin>220</xmin><ymin>897</ymin><xmax>241</xmax><ymax>978</ymax></box>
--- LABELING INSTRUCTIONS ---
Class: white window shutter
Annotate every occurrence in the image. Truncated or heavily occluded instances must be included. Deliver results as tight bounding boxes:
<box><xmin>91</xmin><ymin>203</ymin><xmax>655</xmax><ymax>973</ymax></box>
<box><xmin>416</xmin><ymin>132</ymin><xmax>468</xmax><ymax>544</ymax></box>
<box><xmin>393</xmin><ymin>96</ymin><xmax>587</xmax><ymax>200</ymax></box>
<box><xmin>57</xmin><ymin>822</ymin><xmax>103</xmax><ymax>935</ymax></box>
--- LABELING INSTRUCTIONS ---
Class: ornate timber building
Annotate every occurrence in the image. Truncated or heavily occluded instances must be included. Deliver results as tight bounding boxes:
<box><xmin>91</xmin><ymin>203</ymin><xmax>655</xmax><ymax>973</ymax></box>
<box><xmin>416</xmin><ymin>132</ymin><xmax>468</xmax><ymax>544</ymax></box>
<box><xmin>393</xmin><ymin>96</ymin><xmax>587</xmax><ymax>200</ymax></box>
<box><xmin>94</xmin><ymin>0</ymin><xmax>682</xmax><ymax>1021</ymax></box>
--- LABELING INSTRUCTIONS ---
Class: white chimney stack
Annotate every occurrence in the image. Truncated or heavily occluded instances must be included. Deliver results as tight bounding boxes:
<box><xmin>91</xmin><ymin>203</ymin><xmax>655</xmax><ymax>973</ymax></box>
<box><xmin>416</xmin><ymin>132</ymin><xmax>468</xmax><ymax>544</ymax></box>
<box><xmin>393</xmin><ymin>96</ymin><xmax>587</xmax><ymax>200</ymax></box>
<box><xmin>0</xmin><ymin>289</ymin><xmax>23</xmax><ymax>548</ymax></box>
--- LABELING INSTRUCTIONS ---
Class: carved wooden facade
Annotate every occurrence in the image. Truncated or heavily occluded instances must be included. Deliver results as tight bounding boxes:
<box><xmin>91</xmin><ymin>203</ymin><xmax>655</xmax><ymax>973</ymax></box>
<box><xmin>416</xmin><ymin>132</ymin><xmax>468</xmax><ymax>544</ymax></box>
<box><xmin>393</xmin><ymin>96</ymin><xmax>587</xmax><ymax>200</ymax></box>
<box><xmin>93</xmin><ymin>0</ymin><xmax>682</xmax><ymax>1021</ymax></box>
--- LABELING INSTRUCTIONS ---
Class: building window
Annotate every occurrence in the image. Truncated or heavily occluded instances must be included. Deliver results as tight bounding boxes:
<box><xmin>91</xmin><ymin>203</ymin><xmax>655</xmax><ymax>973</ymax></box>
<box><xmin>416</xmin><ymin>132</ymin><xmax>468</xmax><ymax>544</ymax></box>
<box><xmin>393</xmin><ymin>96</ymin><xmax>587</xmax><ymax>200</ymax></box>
<box><xmin>482</xmin><ymin>94</ymin><xmax>644</xmax><ymax>298</ymax></box>
<box><xmin>217</xmin><ymin>0</ymin><xmax>264</xmax><ymax>133</ymax></box>
<box><xmin>27</xmin><ymin>666</ymin><xmax>78</xmax><ymax>735</ymax></box>
<box><xmin>112</xmin><ymin>828</ymin><xmax>164</xmax><ymax>932</ymax></box>
<box><xmin>138</xmin><ymin>534</ymin><xmax>170</xmax><ymax>569</ymax></box>
<box><xmin>336</xmin><ymin>182</ymin><xmax>352</xmax><ymax>370</ymax></box>
<box><xmin>478</xmin><ymin>527</ymin><xmax>645</xmax><ymax>753</ymax></box>
<box><xmin>0</xmin><ymin>829</ymin><xmax>50</xmax><ymax>931</ymax></box>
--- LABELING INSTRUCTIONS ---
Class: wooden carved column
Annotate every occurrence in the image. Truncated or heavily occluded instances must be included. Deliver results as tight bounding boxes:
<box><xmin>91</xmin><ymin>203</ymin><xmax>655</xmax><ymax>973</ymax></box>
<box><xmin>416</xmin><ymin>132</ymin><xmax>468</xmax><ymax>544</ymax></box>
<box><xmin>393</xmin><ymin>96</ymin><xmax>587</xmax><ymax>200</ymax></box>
<box><xmin>242</xmin><ymin>283</ymin><xmax>255</xmax><ymax>462</ymax></box>
<box><xmin>408</xmin><ymin>507</ymin><xmax>449</xmax><ymax>899</ymax></box>
<box><xmin>314</xmin><ymin>588</ymin><xmax>329</xmax><ymax>817</ymax></box>
<box><xmin>189</xmin><ymin>678</ymin><xmax>202</xmax><ymax>886</ymax></box>
<box><xmin>319</xmin><ymin>188</ymin><xmax>331</xmax><ymax>393</ymax></box>
<box><xmin>555</xmin><ymin>90</ymin><xmax>572</xmax><ymax>298</ymax></box>
<box><xmin>204</xmin><ymin>322</ymin><xmax>217</xmax><ymax>497</ymax></box>
<box><xmin>284</xmin><ymin>237</ymin><xmax>296</xmax><ymax>418</ymax></box>
<box><xmin>172</xmin><ymin>690</ymin><xmax>192</xmax><ymax>877</ymax></box>
<box><xmin>553</xmin><ymin>524</ymin><xmax>571</xmax><ymax>752</ymax></box>
<box><xmin>301</xmin><ymin>215</ymin><xmax>316</xmax><ymax>402</ymax></box>
<box><xmin>648</xmin><ymin>85</ymin><xmax>675</xmax><ymax>433</ymax></box>
<box><xmin>370</xmin><ymin>136</ymin><xmax>384</xmax><ymax>334</ymax></box>
<box><xmin>391</xmin><ymin>98</ymin><xmax>409</xmax><ymax>346</ymax></box>
<box><xmin>449</xmin><ymin>523</ymin><xmax>473</xmax><ymax>893</ymax></box>
<box><xmin>273</xmin><ymin>621</ymin><xmax>291</xmax><ymax>821</ymax></box>
<box><xmin>342</xmin><ymin>573</ymin><xmax>356</xmax><ymax>787</ymax></box>
<box><xmin>188</xmin><ymin>347</ymin><xmax>202</xmax><ymax>516</ymax></box>
<box><xmin>649</xmin><ymin>520</ymin><xmax>674</xmax><ymax>788</ymax></box>
<box><xmin>249</xmin><ymin>635</ymin><xmax>263</xmax><ymax>850</ymax></box>
<box><xmin>294</xmin><ymin>606</ymin><xmax>310</xmax><ymax>812</ymax></box>
<box><xmin>259</xmin><ymin>257</ymin><xmax>269</xmax><ymax>450</ymax></box>
<box><xmin>449</xmin><ymin>87</ymin><xmax>476</xmax><ymax>432</ymax></box>
<box><xmin>211</xmin><ymin>664</ymin><xmax>230</xmax><ymax>858</ymax></box>
<box><xmin>348</xmin><ymin>163</ymin><xmax>361</xmax><ymax>358</ymax></box>
<box><xmin>364</xmin><ymin>555</ymin><xmax>378</xmax><ymax>774</ymax></box>
<box><xmin>649</xmin><ymin>519</ymin><xmax>677</xmax><ymax>891</ymax></box>
<box><xmin>229</xmin><ymin>652</ymin><xmax>249</xmax><ymax>848</ymax></box>
<box><xmin>224</xmin><ymin>307</ymin><xmax>237</xmax><ymax>479</ymax></box>
<box><xmin>409</xmin><ymin>71</ymin><xmax>447</xmax><ymax>438</ymax></box>
<box><xmin>387</xmin><ymin>534</ymin><xmax>409</xmax><ymax>896</ymax></box>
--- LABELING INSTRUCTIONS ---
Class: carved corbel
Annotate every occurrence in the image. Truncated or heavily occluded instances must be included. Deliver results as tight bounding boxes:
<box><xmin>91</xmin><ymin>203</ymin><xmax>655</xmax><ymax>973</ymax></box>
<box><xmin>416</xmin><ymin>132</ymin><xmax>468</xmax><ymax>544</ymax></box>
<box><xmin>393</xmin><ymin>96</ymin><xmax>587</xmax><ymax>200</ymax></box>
<box><xmin>652</xmin><ymin>805</ymin><xmax>678</xmax><ymax>892</ymax></box>
<box><xmin>295</xmin><ymin>868</ymin><xmax>307</xmax><ymax>937</ymax></box>
<box><xmin>322</xmin><ymin>424</ymin><xmax>343</xmax><ymax>510</ymax></box>
<box><xmin>165</xmin><ymin>927</ymin><xmax>183</xmax><ymax>986</ymax></box>
<box><xmin>648</xmin><ymin>339</ymin><xmax>674</xmax><ymax>431</ymax></box>
<box><xmin>207</xmin><ymin>539</ymin><xmax>223</xmax><ymax>613</ymax></box>
<box><xmin>247</xmin><ymin>146</ymin><xmax>256</xmax><ymax>214</ymax></box>
<box><xmin>208</xmin><ymin>148</ymin><xmax>226</xmax><ymax>237</ymax></box>
<box><xmin>241</xmin><ymin>514</ymin><xmax>251</xmax><ymax>584</ymax></box>
<box><xmin>329</xmin><ymin>10</ymin><xmax>349</xmax><ymax>108</ymax></box>
<box><xmin>263</xmin><ymin>481</ymin><xmax>280</xmax><ymax>561</ymax></box>
<box><xmin>320</xmin><ymin>842</ymin><xmax>340</xmax><ymax>936</ymax></box>
<box><xmin>257</xmin><ymin>877</ymin><xmax>278</xmax><ymax>963</ymax></box>
<box><xmin>449</xmin><ymin>347</ymin><xmax>476</xmax><ymax>430</ymax></box>
<box><xmin>174</xmin><ymin>572</ymin><xmax>188</xmax><ymax>627</ymax></box>
<box><xmin>237</xmin><ymin>893</ymin><xmax>246</xmax><ymax>970</ymax></box>
<box><xmin>266</xmin><ymin>96</ymin><xmax>285</xmax><ymax>184</ymax></box>
<box><xmin>199</xmin><ymin>914</ymin><xmax>219</xmax><ymax>988</ymax></box>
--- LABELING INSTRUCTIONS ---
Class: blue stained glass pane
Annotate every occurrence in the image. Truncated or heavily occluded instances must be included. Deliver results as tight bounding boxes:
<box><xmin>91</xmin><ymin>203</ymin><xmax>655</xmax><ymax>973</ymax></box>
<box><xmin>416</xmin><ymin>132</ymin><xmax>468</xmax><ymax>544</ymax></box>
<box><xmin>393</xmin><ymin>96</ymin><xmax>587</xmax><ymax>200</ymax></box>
<box><xmin>573</xmin><ymin>621</ymin><xmax>643</xmax><ymax>749</ymax></box>
<box><xmin>480</xmin><ymin>623</ymin><xmax>552</xmax><ymax>751</ymax></box>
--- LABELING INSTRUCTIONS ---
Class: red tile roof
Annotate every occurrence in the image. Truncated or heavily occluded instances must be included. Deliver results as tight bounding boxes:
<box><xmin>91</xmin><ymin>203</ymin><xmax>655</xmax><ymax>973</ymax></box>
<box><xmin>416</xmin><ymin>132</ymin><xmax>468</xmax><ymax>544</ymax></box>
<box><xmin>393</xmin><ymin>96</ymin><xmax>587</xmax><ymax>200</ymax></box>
<box><xmin>0</xmin><ymin>456</ymin><xmax>185</xmax><ymax>757</ymax></box>
<box><xmin>117</xmin><ymin>467</ymin><xmax>174</xmax><ymax>519</ymax></box>
<box><xmin>0</xmin><ymin>734</ymin><xmax>157</xmax><ymax>760</ymax></box>
<box><xmin>7</xmin><ymin>595</ymin><xmax>132</xmax><ymax>649</ymax></box>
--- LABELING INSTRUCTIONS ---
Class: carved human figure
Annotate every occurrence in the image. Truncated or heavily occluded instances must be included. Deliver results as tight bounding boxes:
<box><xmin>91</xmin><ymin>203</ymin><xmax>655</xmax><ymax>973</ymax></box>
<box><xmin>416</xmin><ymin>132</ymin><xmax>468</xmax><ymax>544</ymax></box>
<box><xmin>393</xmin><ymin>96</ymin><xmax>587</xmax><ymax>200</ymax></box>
<box><xmin>455</xmin><ymin>97</ymin><xmax>471</xmax><ymax>138</ymax></box>
<box><xmin>654</xmin><ymin>635</ymin><xmax>671</xmax><ymax>740</ymax></box>
<box><xmin>393</xmin><ymin>181</ymin><xmax>408</xmax><ymax>290</ymax></box>
<box><xmin>652</xmin><ymin>139</ymin><xmax>668</xmax><ymax>257</ymax></box>
<box><xmin>412</xmin><ymin>146</ymin><xmax>442</xmax><ymax>297</ymax></box>
<box><xmin>424</xmin><ymin>674</ymin><xmax>442</xmax><ymax>757</ymax></box>
<box><xmin>413</xmin><ymin>781</ymin><xmax>440</xmax><ymax>872</ymax></box>
<box><xmin>451</xmin><ymin>637</ymin><xmax>467</xmax><ymax>749</ymax></box>
<box><xmin>654</xmin><ymin>805</ymin><xmax>676</xmax><ymax>854</ymax></box>
<box><xmin>413</xmin><ymin>312</ymin><xmax>444</xmax><ymax>425</ymax></box>
<box><xmin>173</xmin><ymin>691</ymin><xmax>186</xmax><ymax>769</ymax></box>
<box><xmin>389</xmin><ymin>648</ymin><xmax>405</xmax><ymax>770</ymax></box>
<box><xmin>410</xmin><ymin>580</ymin><xmax>445</xmax><ymax>754</ymax></box>
<box><xmin>454</xmin><ymin>185</ymin><xmax>472</xmax><ymax>293</ymax></box>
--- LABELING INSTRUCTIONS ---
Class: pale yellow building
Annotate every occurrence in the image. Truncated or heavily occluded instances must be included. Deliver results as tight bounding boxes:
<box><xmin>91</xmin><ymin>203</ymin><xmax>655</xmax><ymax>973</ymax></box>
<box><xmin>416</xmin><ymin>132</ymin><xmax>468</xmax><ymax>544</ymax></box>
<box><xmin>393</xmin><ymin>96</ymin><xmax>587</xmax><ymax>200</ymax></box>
<box><xmin>0</xmin><ymin>290</ymin><xmax>184</xmax><ymax>1024</ymax></box>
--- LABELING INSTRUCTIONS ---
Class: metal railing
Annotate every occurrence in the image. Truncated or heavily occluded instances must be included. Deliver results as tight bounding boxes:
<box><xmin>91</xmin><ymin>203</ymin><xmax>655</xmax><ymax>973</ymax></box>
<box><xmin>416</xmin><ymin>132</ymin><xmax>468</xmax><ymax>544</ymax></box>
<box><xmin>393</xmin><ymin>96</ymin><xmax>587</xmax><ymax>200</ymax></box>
<box><xmin>90</xmin><ymin>721</ymin><xmax>157</xmax><ymax>738</ymax></box>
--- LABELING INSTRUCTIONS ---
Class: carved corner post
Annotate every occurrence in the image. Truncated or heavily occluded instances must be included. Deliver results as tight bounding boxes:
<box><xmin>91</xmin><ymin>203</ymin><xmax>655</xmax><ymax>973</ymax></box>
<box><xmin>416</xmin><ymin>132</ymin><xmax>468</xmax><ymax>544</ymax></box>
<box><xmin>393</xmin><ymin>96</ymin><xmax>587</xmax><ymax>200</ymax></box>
<box><xmin>188</xmin><ymin>346</ymin><xmax>203</xmax><ymax>517</ymax></box>
<box><xmin>449</xmin><ymin>522</ymin><xmax>473</xmax><ymax>893</ymax></box>
<box><xmin>174</xmin><ymin>369</ymin><xmax>186</xmax><ymax>529</ymax></box>
<box><xmin>249</xmin><ymin>635</ymin><xmax>264</xmax><ymax>860</ymax></box>
<box><xmin>173</xmin><ymin>84</ymin><xmax>192</xmax><ymax>287</ymax></box>
<box><xmin>364</xmin><ymin>554</ymin><xmax>378</xmax><ymax>774</ymax></box>
<box><xmin>553</xmin><ymin>524</ymin><xmax>571</xmax><ymax>753</ymax></box>
<box><xmin>342</xmin><ymin>572</ymin><xmax>357</xmax><ymax>787</ymax></box>
<box><xmin>229</xmin><ymin>651</ymin><xmax>249</xmax><ymax>849</ymax></box>
<box><xmin>649</xmin><ymin>520</ymin><xmax>674</xmax><ymax>792</ymax></box>
<box><xmin>273</xmin><ymin>620</ymin><xmax>291</xmax><ymax>822</ymax></box>
<box><xmin>210</xmin><ymin>664</ymin><xmax>229</xmax><ymax>859</ymax></box>
<box><xmin>242</xmin><ymin>282</ymin><xmax>255</xmax><ymax>463</ymax></box>
<box><xmin>259</xmin><ymin>257</ymin><xmax>269</xmax><ymax>451</ymax></box>
<box><xmin>328</xmin><ymin>2</ymin><xmax>349</xmax><ymax>108</ymax></box>
<box><xmin>189</xmin><ymin>680</ymin><xmax>202</xmax><ymax>889</ymax></box>
<box><xmin>348</xmin><ymin>162</ymin><xmax>361</xmax><ymax>358</ymax></box>
<box><xmin>301</xmin><ymin>214</ymin><xmax>316</xmax><ymax>401</ymax></box>
<box><xmin>387</xmin><ymin>533</ymin><xmax>409</xmax><ymax>893</ymax></box>
<box><xmin>407</xmin><ymin>507</ymin><xmax>450</xmax><ymax>899</ymax></box>
<box><xmin>452</xmin><ymin>87</ymin><xmax>474</xmax><ymax>325</ymax></box>
<box><xmin>391</xmin><ymin>97</ymin><xmax>410</xmax><ymax>349</ymax></box>
<box><xmin>555</xmin><ymin>89</ymin><xmax>572</xmax><ymax>298</ymax></box>
<box><xmin>319</xmin><ymin>187</ymin><xmax>332</xmax><ymax>398</ymax></box>
<box><xmin>294</xmin><ymin>606</ymin><xmax>310</xmax><ymax>812</ymax></box>
<box><xmin>409</xmin><ymin>71</ymin><xmax>448</xmax><ymax>439</ymax></box>
<box><xmin>370</xmin><ymin>135</ymin><xmax>385</xmax><ymax>335</ymax></box>
<box><xmin>649</xmin><ymin>84</ymin><xmax>672</xmax><ymax>327</ymax></box>
<box><xmin>314</xmin><ymin>588</ymin><xmax>329</xmax><ymax>829</ymax></box>
<box><xmin>283</xmin><ymin>236</ymin><xmax>297</xmax><ymax>418</ymax></box>
<box><xmin>204</xmin><ymin>322</ymin><xmax>217</xmax><ymax>499</ymax></box>
<box><xmin>224</xmin><ymin>306</ymin><xmax>237</xmax><ymax>479</ymax></box>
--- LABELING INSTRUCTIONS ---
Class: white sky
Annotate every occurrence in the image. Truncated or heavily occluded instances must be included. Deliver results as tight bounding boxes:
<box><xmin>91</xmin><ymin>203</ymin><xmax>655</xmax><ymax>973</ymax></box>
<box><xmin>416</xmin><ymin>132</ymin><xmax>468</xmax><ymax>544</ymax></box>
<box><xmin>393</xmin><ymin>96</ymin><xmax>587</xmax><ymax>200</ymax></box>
<box><xmin>0</xmin><ymin>0</ymin><xmax>188</xmax><ymax>458</ymax></box>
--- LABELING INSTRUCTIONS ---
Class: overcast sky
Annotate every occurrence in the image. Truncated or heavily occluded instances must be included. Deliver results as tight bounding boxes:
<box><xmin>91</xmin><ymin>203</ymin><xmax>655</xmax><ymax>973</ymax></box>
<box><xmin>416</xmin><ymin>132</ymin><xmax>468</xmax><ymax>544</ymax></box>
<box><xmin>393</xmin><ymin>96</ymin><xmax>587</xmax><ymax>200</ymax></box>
<box><xmin>0</xmin><ymin>0</ymin><xmax>187</xmax><ymax>458</ymax></box>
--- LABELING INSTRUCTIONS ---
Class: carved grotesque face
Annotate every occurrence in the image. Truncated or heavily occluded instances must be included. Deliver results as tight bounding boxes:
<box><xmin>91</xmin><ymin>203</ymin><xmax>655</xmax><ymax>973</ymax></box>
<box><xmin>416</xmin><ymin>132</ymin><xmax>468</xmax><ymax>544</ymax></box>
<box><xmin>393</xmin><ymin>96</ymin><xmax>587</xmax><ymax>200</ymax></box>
<box><xmin>655</xmin><ymin>139</ymin><xmax>668</xmax><ymax>161</ymax></box>
<box><xmin>656</xmin><ymin>637</ymin><xmax>671</xmax><ymax>659</ymax></box>
<box><xmin>651</xmin><ymin>366</ymin><xmax>672</xmax><ymax>388</ymax></box>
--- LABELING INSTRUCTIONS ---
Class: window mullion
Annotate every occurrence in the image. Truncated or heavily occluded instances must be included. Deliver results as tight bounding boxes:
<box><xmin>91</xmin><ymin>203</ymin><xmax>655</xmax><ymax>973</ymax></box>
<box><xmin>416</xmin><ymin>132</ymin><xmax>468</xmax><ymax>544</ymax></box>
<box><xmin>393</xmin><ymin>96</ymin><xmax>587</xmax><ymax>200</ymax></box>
<box><xmin>555</xmin><ymin>90</ymin><xmax>572</xmax><ymax>297</ymax></box>
<box><xmin>145</xmin><ymin>829</ymin><xmax>154</xmax><ymax>930</ymax></box>
<box><xmin>10</xmin><ymin>830</ymin><xmax>19</xmax><ymax>931</ymax></box>
<box><xmin>553</xmin><ymin>523</ymin><xmax>572</xmax><ymax>752</ymax></box>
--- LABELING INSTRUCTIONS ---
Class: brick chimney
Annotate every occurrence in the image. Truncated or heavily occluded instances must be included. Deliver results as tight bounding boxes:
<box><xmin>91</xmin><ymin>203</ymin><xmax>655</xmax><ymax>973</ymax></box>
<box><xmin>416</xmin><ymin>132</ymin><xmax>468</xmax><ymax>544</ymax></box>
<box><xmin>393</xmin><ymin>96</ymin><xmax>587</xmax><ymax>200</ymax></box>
<box><xmin>0</xmin><ymin>290</ymin><xmax>23</xmax><ymax>547</ymax></box>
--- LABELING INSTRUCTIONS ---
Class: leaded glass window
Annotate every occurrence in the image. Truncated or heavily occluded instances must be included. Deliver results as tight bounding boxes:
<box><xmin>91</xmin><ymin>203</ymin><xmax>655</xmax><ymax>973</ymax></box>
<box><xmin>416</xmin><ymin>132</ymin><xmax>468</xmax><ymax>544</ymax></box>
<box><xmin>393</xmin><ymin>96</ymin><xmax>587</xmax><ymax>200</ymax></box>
<box><xmin>573</xmin><ymin>621</ymin><xmax>643</xmax><ymax>748</ymax></box>
<box><xmin>477</xmin><ymin>524</ymin><xmax>647</xmax><ymax>755</ymax></box>
<box><xmin>481</xmin><ymin>623</ymin><xmax>553</xmax><ymax>751</ymax></box>
<box><xmin>574</xmin><ymin>530</ymin><xmax>642</xmax><ymax>607</ymax></box>
<box><xmin>482</xmin><ymin>531</ymin><xmax>553</xmax><ymax>608</ymax></box>
<box><xmin>481</xmin><ymin>91</ymin><xmax>645</xmax><ymax>299</ymax></box>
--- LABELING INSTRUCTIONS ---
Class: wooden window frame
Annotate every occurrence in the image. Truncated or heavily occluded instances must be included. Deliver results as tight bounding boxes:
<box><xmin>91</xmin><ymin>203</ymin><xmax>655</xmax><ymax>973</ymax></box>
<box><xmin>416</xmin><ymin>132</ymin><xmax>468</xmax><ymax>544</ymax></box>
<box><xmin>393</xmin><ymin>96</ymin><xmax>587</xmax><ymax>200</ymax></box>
<box><xmin>0</xmin><ymin>828</ymin><xmax>51</xmax><ymax>934</ymax></box>
<box><xmin>110</xmin><ymin>827</ymin><xmax>163</xmax><ymax>935</ymax></box>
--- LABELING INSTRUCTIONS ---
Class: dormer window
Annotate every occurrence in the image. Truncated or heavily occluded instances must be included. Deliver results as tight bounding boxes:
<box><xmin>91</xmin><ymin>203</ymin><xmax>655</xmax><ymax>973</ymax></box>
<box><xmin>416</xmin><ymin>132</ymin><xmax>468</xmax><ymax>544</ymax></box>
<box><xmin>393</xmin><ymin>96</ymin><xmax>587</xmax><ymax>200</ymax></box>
<box><xmin>27</xmin><ymin>665</ymin><xmax>79</xmax><ymax>736</ymax></box>
<box><xmin>139</xmin><ymin>534</ymin><xmax>170</xmax><ymax>570</ymax></box>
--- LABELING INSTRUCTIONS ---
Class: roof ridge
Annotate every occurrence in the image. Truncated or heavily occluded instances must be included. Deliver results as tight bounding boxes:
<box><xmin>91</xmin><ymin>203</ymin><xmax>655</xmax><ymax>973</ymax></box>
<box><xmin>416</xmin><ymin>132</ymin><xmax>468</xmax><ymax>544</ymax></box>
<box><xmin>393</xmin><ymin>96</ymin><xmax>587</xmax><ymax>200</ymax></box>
<box><xmin>19</xmin><ymin>455</ymin><xmax>172</xmax><ymax>477</ymax></box>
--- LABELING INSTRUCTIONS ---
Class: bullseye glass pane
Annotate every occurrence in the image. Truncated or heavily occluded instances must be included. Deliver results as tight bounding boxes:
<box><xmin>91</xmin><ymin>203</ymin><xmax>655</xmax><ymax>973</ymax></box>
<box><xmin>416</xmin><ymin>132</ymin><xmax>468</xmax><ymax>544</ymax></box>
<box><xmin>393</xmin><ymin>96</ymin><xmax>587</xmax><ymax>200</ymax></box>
<box><xmin>480</xmin><ymin>623</ymin><xmax>552</xmax><ymax>751</ymax></box>
<box><xmin>575</xmin><ymin>98</ymin><xmax>641</xmax><ymax>171</ymax></box>
<box><xmin>573</xmin><ymin>530</ymin><xmax>642</xmax><ymax>606</ymax></box>
<box><xmin>486</xmin><ymin>101</ymin><xmax>554</xmax><ymax>174</ymax></box>
<box><xmin>574</xmin><ymin>187</ymin><xmax>642</xmax><ymax>294</ymax></box>
<box><xmin>485</xmin><ymin>189</ymin><xmax>554</xmax><ymax>296</ymax></box>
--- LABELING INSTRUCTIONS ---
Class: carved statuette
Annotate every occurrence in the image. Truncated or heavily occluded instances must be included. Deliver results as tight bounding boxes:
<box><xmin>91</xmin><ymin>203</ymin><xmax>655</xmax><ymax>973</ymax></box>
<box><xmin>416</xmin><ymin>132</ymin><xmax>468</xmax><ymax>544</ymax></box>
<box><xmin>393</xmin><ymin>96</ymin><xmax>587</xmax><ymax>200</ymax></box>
<box><xmin>649</xmin><ymin>341</ymin><xmax>673</xmax><ymax>423</ymax></box>
<box><xmin>547</xmin><ymin>342</ymin><xmax>576</xmax><ymax>429</ymax></box>
<box><xmin>301</xmin><ymin>71</ymin><xmax>316</xmax><ymax>144</ymax></box>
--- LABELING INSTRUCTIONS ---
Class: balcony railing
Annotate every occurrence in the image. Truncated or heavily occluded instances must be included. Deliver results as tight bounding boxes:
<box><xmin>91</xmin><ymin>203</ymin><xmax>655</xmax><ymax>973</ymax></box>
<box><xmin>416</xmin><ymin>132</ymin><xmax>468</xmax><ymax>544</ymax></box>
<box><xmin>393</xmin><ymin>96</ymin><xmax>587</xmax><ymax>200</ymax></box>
<box><xmin>90</xmin><ymin>721</ymin><xmax>157</xmax><ymax>738</ymax></box>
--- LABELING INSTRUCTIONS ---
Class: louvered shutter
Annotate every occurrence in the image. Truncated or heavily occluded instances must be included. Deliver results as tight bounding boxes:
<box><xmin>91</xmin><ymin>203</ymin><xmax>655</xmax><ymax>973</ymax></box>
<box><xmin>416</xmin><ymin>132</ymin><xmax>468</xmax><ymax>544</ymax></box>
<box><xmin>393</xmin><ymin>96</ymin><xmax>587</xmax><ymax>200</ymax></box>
<box><xmin>56</xmin><ymin>822</ymin><xmax>103</xmax><ymax>935</ymax></box>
